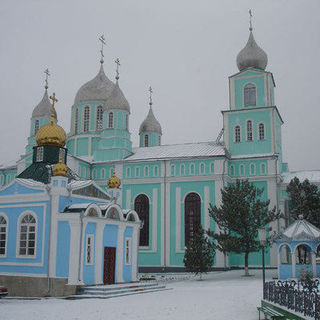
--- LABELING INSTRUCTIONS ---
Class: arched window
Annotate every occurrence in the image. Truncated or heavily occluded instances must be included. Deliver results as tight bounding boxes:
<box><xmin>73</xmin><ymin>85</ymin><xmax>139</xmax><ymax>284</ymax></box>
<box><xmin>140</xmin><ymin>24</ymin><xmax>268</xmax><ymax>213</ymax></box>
<box><xmin>109</xmin><ymin>167</ymin><xmax>113</xmax><ymax>178</ymax></box>
<box><xmin>246</xmin><ymin>120</ymin><xmax>253</xmax><ymax>141</ymax></box>
<box><xmin>250</xmin><ymin>163</ymin><xmax>256</xmax><ymax>175</ymax></box>
<box><xmin>34</xmin><ymin>120</ymin><xmax>40</xmax><ymax>135</ymax></box>
<box><xmin>83</xmin><ymin>106</ymin><xmax>90</xmax><ymax>132</ymax></box>
<box><xmin>258</xmin><ymin>123</ymin><xmax>265</xmax><ymax>140</ymax></box>
<box><xmin>134</xmin><ymin>195</ymin><xmax>149</xmax><ymax>246</ymax></box>
<box><xmin>135</xmin><ymin>167</ymin><xmax>140</xmax><ymax>177</ymax></box>
<box><xmin>92</xmin><ymin>169</ymin><xmax>97</xmax><ymax>179</ymax></box>
<box><xmin>158</xmin><ymin>136</ymin><xmax>161</xmax><ymax>145</ymax></box>
<box><xmin>0</xmin><ymin>215</ymin><xmax>7</xmax><ymax>256</ymax></box>
<box><xmin>101</xmin><ymin>168</ymin><xmax>106</xmax><ymax>179</ymax></box>
<box><xmin>126</xmin><ymin>167</ymin><xmax>131</xmax><ymax>178</ymax></box>
<box><xmin>234</xmin><ymin>125</ymin><xmax>241</xmax><ymax>143</ymax></box>
<box><xmin>296</xmin><ymin>244</ymin><xmax>311</xmax><ymax>265</ymax></box>
<box><xmin>180</xmin><ymin>164</ymin><xmax>185</xmax><ymax>176</ymax></box>
<box><xmin>108</xmin><ymin>112</ymin><xmax>114</xmax><ymax>128</ymax></box>
<box><xmin>280</xmin><ymin>245</ymin><xmax>291</xmax><ymax>264</ymax></box>
<box><xmin>171</xmin><ymin>165</ymin><xmax>175</xmax><ymax>177</ymax></box>
<box><xmin>153</xmin><ymin>166</ymin><xmax>159</xmax><ymax>177</ymax></box>
<box><xmin>210</xmin><ymin>162</ymin><xmax>214</xmax><ymax>174</ymax></box>
<box><xmin>185</xmin><ymin>193</ymin><xmax>201</xmax><ymax>246</ymax></box>
<box><xmin>240</xmin><ymin>164</ymin><xmax>245</xmax><ymax>176</ymax></box>
<box><xmin>190</xmin><ymin>164</ymin><xmax>195</xmax><ymax>175</ymax></box>
<box><xmin>200</xmin><ymin>163</ymin><xmax>205</xmax><ymax>175</ymax></box>
<box><xmin>230</xmin><ymin>165</ymin><xmax>235</xmax><ymax>176</ymax></box>
<box><xmin>18</xmin><ymin>213</ymin><xmax>36</xmax><ymax>256</ymax></box>
<box><xmin>0</xmin><ymin>175</ymin><xmax>4</xmax><ymax>186</ymax></box>
<box><xmin>74</xmin><ymin>108</ymin><xmax>79</xmax><ymax>134</ymax></box>
<box><xmin>144</xmin><ymin>166</ymin><xmax>149</xmax><ymax>177</ymax></box>
<box><xmin>144</xmin><ymin>134</ymin><xmax>149</xmax><ymax>147</ymax></box>
<box><xmin>96</xmin><ymin>106</ymin><xmax>103</xmax><ymax>131</ymax></box>
<box><xmin>244</xmin><ymin>83</ymin><xmax>256</xmax><ymax>107</ymax></box>
<box><xmin>260</xmin><ymin>163</ymin><xmax>266</xmax><ymax>175</ymax></box>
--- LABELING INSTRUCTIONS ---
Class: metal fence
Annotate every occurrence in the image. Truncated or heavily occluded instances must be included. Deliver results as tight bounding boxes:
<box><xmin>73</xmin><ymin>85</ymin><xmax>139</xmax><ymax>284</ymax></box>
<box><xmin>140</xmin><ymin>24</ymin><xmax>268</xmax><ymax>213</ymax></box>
<box><xmin>264</xmin><ymin>279</ymin><xmax>320</xmax><ymax>319</ymax></box>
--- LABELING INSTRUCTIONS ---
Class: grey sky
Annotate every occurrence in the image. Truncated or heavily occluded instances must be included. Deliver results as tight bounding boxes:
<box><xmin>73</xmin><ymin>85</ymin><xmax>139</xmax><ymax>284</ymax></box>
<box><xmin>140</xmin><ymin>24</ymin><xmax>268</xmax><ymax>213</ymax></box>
<box><xmin>0</xmin><ymin>0</ymin><xmax>319</xmax><ymax>171</ymax></box>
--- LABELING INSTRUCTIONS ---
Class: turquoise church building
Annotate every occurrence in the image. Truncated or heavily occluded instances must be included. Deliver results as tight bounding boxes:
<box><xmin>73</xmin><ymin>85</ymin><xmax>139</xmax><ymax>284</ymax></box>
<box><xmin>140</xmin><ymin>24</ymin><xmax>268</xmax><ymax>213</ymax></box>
<box><xmin>1</xmin><ymin>21</ymin><xmax>318</xmax><ymax>274</ymax></box>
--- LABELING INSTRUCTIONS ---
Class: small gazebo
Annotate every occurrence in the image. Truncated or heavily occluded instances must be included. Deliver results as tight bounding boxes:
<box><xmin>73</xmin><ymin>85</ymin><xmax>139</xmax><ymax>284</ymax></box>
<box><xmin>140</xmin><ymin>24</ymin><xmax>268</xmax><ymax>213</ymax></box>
<box><xmin>275</xmin><ymin>217</ymin><xmax>320</xmax><ymax>280</ymax></box>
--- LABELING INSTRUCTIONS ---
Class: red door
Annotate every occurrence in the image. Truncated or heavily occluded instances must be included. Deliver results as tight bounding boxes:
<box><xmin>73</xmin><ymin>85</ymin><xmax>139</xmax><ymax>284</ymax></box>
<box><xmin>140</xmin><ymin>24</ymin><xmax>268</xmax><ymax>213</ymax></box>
<box><xmin>103</xmin><ymin>247</ymin><xmax>116</xmax><ymax>284</ymax></box>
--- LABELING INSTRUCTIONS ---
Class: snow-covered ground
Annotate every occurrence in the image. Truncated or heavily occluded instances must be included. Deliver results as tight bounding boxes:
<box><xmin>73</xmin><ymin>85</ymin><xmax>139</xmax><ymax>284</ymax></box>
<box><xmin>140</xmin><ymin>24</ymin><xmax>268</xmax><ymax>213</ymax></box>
<box><xmin>0</xmin><ymin>269</ymin><xmax>277</xmax><ymax>320</ymax></box>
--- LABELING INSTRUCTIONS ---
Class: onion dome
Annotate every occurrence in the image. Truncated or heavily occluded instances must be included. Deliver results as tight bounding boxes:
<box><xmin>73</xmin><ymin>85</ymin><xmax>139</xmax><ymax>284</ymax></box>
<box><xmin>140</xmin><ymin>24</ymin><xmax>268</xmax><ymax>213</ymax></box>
<box><xmin>32</xmin><ymin>90</ymin><xmax>57</xmax><ymax>120</ymax></box>
<box><xmin>107</xmin><ymin>171</ymin><xmax>121</xmax><ymax>188</ymax></box>
<box><xmin>139</xmin><ymin>106</ymin><xmax>162</xmax><ymax>135</ymax></box>
<box><xmin>74</xmin><ymin>65</ymin><xmax>115</xmax><ymax>104</ymax></box>
<box><xmin>52</xmin><ymin>159</ymin><xmax>68</xmax><ymax>177</ymax></box>
<box><xmin>36</xmin><ymin>93</ymin><xmax>66</xmax><ymax>147</ymax></box>
<box><xmin>236</xmin><ymin>31</ymin><xmax>268</xmax><ymax>71</ymax></box>
<box><xmin>106</xmin><ymin>81</ymin><xmax>130</xmax><ymax>113</ymax></box>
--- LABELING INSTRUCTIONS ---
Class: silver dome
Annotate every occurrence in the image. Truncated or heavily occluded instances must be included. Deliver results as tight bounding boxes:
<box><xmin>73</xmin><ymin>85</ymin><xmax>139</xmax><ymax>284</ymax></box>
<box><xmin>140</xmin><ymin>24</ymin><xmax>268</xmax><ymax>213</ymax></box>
<box><xmin>32</xmin><ymin>90</ymin><xmax>57</xmax><ymax>120</ymax></box>
<box><xmin>74</xmin><ymin>65</ymin><xmax>115</xmax><ymax>104</ymax></box>
<box><xmin>139</xmin><ymin>106</ymin><xmax>162</xmax><ymax>135</ymax></box>
<box><xmin>105</xmin><ymin>81</ymin><xmax>130</xmax><ymax>113</ymax></box>
<box><xmin>236</xmin><ymin>31</ymin><xmax>268</xmax><ymax>71</ymax></box>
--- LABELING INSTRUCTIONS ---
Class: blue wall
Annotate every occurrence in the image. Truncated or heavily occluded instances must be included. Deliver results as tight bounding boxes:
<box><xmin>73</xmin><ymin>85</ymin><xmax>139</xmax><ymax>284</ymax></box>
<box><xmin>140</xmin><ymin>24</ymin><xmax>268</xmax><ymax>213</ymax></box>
<box><xmin>56</xmin><ymin>221</ymin><xmax>70</xmax><ymax>278</ymax></box>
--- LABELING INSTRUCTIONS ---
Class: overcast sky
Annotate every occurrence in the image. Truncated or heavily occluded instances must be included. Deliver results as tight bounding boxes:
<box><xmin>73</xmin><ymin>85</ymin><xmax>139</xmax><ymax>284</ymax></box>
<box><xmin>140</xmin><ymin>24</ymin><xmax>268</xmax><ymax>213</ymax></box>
<box><xmin>0</xmin><ymin>0</ymin><xmax>319</xmax><ymax>171</ymax></box>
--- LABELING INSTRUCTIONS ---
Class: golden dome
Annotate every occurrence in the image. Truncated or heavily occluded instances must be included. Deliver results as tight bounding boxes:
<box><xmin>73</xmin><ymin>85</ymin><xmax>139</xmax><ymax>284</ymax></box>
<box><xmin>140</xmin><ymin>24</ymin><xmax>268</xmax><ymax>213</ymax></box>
<box><xmin>107</xmin><ymin>171</ymin><xmax>121</xmax><ymax>188</ymax></box>
<box><xmin>53</xmin><ymin>160</ymin><xmax>68</xmax><ymax>177</ymax></box>
<box><xmin>35</xmin><ymin>93</ymin><xmax>66</xmax><ymax>147</ymax></box>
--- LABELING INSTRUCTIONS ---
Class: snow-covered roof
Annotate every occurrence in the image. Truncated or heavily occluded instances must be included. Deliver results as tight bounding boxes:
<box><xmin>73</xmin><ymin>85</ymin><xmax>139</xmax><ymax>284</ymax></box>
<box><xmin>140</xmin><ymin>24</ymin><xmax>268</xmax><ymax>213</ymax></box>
<box><xmin>124</xmin><ymin>141</ymin><xmax>227</xmax><ymax>162</ymax></box>
<box><xmin>16</xmin><ymin>178</ymin><xmax>45</xmax><ymax>188</ymax></box>
<box><xmin>275</xmin><ymin>218</ymin><xmax>320</xmax><ymax>242</ymax></box>
<box><xmin>282</xmin><ymin>170</ymin><xmax>320</xmax><ymax>184</ymax></box>
<box><xmin>0</xmin><ymin>160</ymin><xmax>18</xmax><ymax>170</ymax></box>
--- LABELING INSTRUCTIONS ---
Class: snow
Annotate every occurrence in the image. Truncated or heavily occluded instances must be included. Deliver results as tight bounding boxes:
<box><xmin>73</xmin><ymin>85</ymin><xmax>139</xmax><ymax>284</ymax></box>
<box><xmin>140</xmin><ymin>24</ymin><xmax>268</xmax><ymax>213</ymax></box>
<box><xmin>0</xmin><ymin>269</ymin><xmax>277</xmax><ymax>320</ymax></box>
<box><xmin>282</xmin><ymin>170</ymin><xmax>320</xmax><ymax>184</ymax></box>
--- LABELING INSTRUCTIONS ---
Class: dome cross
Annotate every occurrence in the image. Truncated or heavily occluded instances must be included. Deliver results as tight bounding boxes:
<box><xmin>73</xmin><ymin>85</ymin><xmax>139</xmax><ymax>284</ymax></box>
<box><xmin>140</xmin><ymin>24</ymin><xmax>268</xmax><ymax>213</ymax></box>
<box><xmin>115</xmin><ymin>58</ymin><xmax>120</xmax><ymax>81</ymax></box>
<box><xmin>148</xmin><ymin>86</ymin><xmax>153</xmax><ymax>106</ymax></box>
<box><xmin>44</xmin><ymin>68</ymin><xmax>50</xmax><ymax>90</ymax></box>
<box><xmin>99</xmin><ymin>34</ymin><xmax>106</xmax><ymax>64</ymax></box>
<box><xmin>249</xmin><ymin>9</ymin><xmax>253</xmax><ymax>31</ymax></box>
<box><xmin>49</xmin><ymin>93</ymin><xmax>58</xmax><ymax>124</ymax></box>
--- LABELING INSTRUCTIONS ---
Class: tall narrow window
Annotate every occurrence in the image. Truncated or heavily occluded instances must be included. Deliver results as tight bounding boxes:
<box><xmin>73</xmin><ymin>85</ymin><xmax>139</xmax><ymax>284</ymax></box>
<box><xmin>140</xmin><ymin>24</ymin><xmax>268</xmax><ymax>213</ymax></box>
<box><xmin>108</xmin><ymin>112</ymin><xmax>114</xmax><ymax>128</ymax></box>
<box><xmin>74</xmin><ymin>108</ymin><xmax>79</xmax><ymax>134</ymax></box>
<box><xmin>84</xmin><ymin>106</ymin><xmax>90</xmax><ymax>132</ymax></box>
<box><xmin>144</xmin><ymin>166</ymin><xmax>149</xmax><ymax>177</ymax></box>
<box><xmin>134</xmin><ymin>195</ymin><xmax>149</xmax><ymax>246</ymax></box>
<box><xmin>250</xmin><ymin>163</ymin><xmax>256</xmax><ymax>175</ymax></box>
<box><xmin>240</xmin><ymin>164</ymin><xmax>245</xmax><ymax>176</ymax></box>
<box><xmin>86</xmin><ymin>235</ymin><xmax>94</xmax><ymax>264</ymax></box>
<box><xmin>125</xmin><ymin>238</ymin><xmax>131</xmax><ymax>264</ymax></box>
<box><xmin>144</xmin><ymin>134</ymin><xmax>149</xmax><ymax>147</ymax></box>
<box><xmin>135</xmin><ymin>167</ymin><xmax>140</xmax><ymax>177</ymax></box>
<box><xmin>126</xmin><ymin>167</ymin><xmax>131</xmax><ymax>178</ymax></box>
<box><xmin>36</xmin><ymin>147</ymin><xmax>44</xmax><ymax>162</ymax></box>
<box><xmin>0</xmin><ymin>215</ymin><xmax>7</xmax><ymax>256</ymax></box>
<box><xmin>185</xmin><ymin>193</ymin><xmax>201</xmax><ymax>246</ymax></box>
<box><xmin>34</xmin><ymin>120</ymin><xmax>40</xmax><ymax>135</ymax></box>
<box><xmin>244</xmin><ymin>83</ymin><xmax>256</xmax><ymax>107</ymax></box>
<box><xmin>210</xmin><ymin>162</ymin><xmax>214</xmax><ymax>174</ymax></box>
<box><xmin>180</xmin><ymin>164</ymin><xmax>185</xmax><ymax>176</ymax></box>
<box><xmin>246</xmin><ymin>120</ymin><xmax>253</xmax><ymax>141</ymax></box>
<box><xmin>190</xmin><ymin>164</ymin><xmax>195</xmax><ymax>175</ymax></box>
<box><xmin>96</xmin><ymin>106</ymin><xmax>103</xmax><ymax>131</ymax></box>
<box><xmin>158</xmin><ymin>136</ymin><xmax>161</xmax><ymax>145</ymax></box>
<box><xmin>234</xmin><ymin>125</ymin><xmax>241</xmax><ymax>143</ymax></box>
<box><xmin>153</xmin><ymin>166</ymin><xmax>159</xmax><ymax>177</ymax></box>
<box><xmin>261</xmin><ymin>163</ymin><xmax>266</xmax><ymax>175</ymax></box>
<box><xmin>0</xmin><ymin>175</ymin><xmax>3</xmax><ymax>186</ymax></box>
<box><xmin>200</xmin><ymin>163</ymin><xmax>205</xmax><ymax>175</ymax></box>
<box><xmin>101</xmin><ymin>168</ymin><xmax>106</xmax><ymax>179</ymax></box>
<box><xmin>230</xmin><ymin>165</ymin><xmax>235</xmax><ymax>176</ymax></box>
<box><xmin>19</xmin><ymin>214</ymin><xmax>36</xmax><ymax>256</ymax></box>
<box><xmin>126</xmin><ymin>114</ymin><xmax>129</xmax><ymax>131</ymax></box>
<box><xmin>259</xmin><ymin>123</ymin><xmax>265</xmax><ymax>140</ymax></box>
<box><xmin>59</xmin><ymin>148</ymin><xmax>65</xmax><ymax>163</ymax></box>
<box><xmin>171</xmin><ymin>165</ymin><xmax>176</xmax><ymax>177</ymax></box>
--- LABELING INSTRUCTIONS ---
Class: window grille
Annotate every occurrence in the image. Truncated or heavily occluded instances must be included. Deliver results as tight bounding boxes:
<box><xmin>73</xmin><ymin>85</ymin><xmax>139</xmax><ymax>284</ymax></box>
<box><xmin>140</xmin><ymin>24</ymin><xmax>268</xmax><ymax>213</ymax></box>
<box><xmin>246</xmin><ymin>120</ymin><xmax>253</xmax><ymax>141</ymax></box>
<box><xmin>108</xmin><ymin>112</ymin><xmax>114</xmax><ymax>128</ymax></box>
<box><xmin>244</xmin><ymin>83</ymin><xmax>256</xmax><ymax>106</ymax></box>
<box><xmin>36</xmin><ymin>147</ymin><xmax>44</xmax><ymax>162</ymax></box>
<box><xmin>125</xmin><ymin>238</ymin><xmax>131</xmax><ymax>264</ymax></box>
<box><xmin>19</xmin><ymin>214</ymin><xmax>36</xmax><ymax>256</ymax></box>
<box><xmin>144</xmin><ymin>134</ymin><xmax>149</xmax><ymax>147</ymax></box>
<box><xmin>74</xmin><ymin>108</ymin><xmax>79</xmax><ymax>134</ymax></box>
<box><xmin>234</xmin><ymin>126</ymin><xmax>241</xmax><ymax>142</ymax></box>
<box><xmin>84</xmin><ymin>106</ymin><xmax>90</xmax><ymax>132</ymax></box>
<box><xmin>86</xmin><ymin>235</ymin><xmax>94</xmax><ymax>264</ymax></box>
<box><xmin>0</xmin><ymin>216</ymin><xmax>7</xmax><ymax>256</ymax></box>
<box><xmin>259</xmin><ymin>123</ymin><xmax>265</xmax><ymax>140</ymax></box>
<box><xmin>96</xmin><ymin>106</ymin><xmax>103</xmax><ymax>131</ymax></box>
<box><xmin>34</xmin><ymin>120</ymin><xmax>40</xmax><ymax>135</ymax></box>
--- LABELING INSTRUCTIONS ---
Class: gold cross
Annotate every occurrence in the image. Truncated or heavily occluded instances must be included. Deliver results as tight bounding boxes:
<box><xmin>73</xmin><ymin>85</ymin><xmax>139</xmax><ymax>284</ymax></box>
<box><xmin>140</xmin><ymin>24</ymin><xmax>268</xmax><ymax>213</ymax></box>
<box><xmin>50</xmin><ymin>92</ymin><xmax>58</xmax><ymax>105</ymax></box>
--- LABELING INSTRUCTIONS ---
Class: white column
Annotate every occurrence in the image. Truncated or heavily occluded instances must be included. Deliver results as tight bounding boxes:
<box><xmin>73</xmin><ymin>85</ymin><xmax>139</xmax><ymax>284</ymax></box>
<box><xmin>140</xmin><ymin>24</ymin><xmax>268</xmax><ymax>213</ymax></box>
<box><xmin>94</xmin><ymin>223</ymin><xmax>104</xmax><ymax>284</ymax></box>
<box><xmin>312</xmin><ymin>252</ymin><xmax>317</xmax><ymax>277</ymax></box>
<box><xmin>277</xmin><ymin>249</ymin><xmax>281</xmax><ymax>279</ymax></box>
<box><xmin>160</xmin><ymin>177</ymin><xmax>165</xmax><ymax>266</ymax></box>
<box><xmin>152</xmin><ymin>188</ymin><xmax>158</xmax><ymax>252</ymax></box>
<box><xmin>116</xmin><ymin>225</ymin><xmax>125</xmax><ymax>283</ymax></box>
<box><xmin>175</xmin><ymin>187</ymin><xmax>181</xmax><ymax>252</ymax></box>
<box><xmin>292</xmin><ymin>252</ymin><xmax>296</xmax><ymax>278</ymax></box>
<box><xmin>204</xmin><ymin>186</ymin><xmax>210</xmax><ymax>230</ymax></box>
<box><xmin>126</xmin><ymin>189</ymin><xmax>131</xmax><ymax>209</ymax></box>
<box><xmin>165</xmin><ymin>170</ymin><xmax>171</xmax><ymax>267</ymax></box>
<box><xmin>68</xmin><ymin>220</ymin><xmax>82</xmax><ymax>284</ymax></box>
<box><xmin>131</xmin><ymin>225</ymin><xmax>139</xmax><ymax>281</ymax></box>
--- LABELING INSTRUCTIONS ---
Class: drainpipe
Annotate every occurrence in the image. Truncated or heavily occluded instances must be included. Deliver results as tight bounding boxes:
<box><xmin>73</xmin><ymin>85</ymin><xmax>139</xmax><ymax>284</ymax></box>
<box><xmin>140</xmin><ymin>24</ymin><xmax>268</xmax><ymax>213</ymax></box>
<box><xmin>45</xmin><ymin>184</ymin><xmax>52</xmax><ymax>296</ymax></box>
<box><xmin>78</xmin><ymin>211</ymin><xmax>84</xmax><ymax>282</ymax></box>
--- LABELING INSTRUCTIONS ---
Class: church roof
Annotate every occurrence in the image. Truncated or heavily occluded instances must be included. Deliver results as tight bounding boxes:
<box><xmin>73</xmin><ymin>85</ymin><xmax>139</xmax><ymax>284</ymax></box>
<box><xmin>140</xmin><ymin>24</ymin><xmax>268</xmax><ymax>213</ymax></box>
<box><xmin>74</xmin><ymin>65</ymin><xmax>115</xmax><ymax>104</ymax></box>
<box><xmin>236</xmin><ymin>31</ymin><xmax>268</xmax><ymax>71</ymax></box>
<box><xmin>139</xmin><ymin>106</ymin><xmax>162</xmax><ymax>135</ymax></box>
<box><xmin>125</xmin><ymin>141</ymin><xmax>227</xmax><ymax>161</ymax></box>
<box><xmin>282</xmin><ymin>170</ymin><xmax>320</xmax><ymax>184</ymax></box>
<box><xmin>275</xmin><ymin>218</ymin><xmax>320</xmax><ymax>242</ymax></box>
<box><xmin>32</xmin><ymin>90</ymin><xmax>57</xmax><ymax>119</ymax></box>
<box><xmin>105</xmin><ymin>81</ymin><xmax>130</xmax><ymax>113</ymax></box>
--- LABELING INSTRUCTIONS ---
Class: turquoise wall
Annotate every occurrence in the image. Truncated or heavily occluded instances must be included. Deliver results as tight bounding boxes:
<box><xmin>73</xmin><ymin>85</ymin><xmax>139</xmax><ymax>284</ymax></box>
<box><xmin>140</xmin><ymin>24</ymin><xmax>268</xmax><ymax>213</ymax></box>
<box><xmin>139</xmin><ymin>132</ymin><xmax>161</xmax><ymax>147</ymax></box>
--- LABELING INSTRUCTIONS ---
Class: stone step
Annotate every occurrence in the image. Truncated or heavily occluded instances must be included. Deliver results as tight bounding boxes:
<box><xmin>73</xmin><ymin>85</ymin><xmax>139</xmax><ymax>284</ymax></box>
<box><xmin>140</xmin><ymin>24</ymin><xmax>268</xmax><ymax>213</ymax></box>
<box><xmin>79</xmin><ymin>282</ymin><xmax>159</xmax><ymax>293</ymax></box>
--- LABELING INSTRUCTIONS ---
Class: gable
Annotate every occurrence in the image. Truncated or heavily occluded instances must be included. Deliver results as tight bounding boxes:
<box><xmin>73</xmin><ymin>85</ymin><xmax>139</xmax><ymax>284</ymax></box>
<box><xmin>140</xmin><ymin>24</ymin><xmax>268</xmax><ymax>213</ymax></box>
<box><xmin>0</xmin><ymin>180</ymin><xmax>45</xmax><ymax>196</ymax></box>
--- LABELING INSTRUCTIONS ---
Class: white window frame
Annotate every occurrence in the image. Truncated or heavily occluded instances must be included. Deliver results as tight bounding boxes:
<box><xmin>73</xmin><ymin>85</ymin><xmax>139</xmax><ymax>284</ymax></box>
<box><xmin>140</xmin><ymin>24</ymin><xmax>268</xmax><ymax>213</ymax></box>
<box><xmin>153</xmin><ymin>166</ymin><xmax>159</xmax><ymax>177</ymax></box>
<box><xmin>158</xmin><ymin>136</ymin><xmax>161</xmax><ymax>145</ymax></box>
<box><xmin>17</xmin><ymin>212</ymin><xmax>37</xmax><ymax>258</ymax></box>
<box><xmin>126</xmin><ymin>114</ymin><xmax>129</xmax><ymax>131</ymax></box>
<box><xmin>109</xmin><ymin>167</ymin><xmax>113</xmax><ymax>178</ymax></box>
<box><xmin>83</xmin><ymin>106</ymin><xmax>90</xmax><ymax>132</ymax></box>
<box><xmin>260</xmin><ymin>163</ymin><xmax>266</xmax><ymax>175</ymax></box>
<box><xmin>171</xmin><ymin>165</ymin><xmax>176</xmax><ymax>177</ymax></box>
<box><xmin>74</xmin><ymin>108</ymin><xmax>79</xmax><ymax>134</ymax></box>
<box><xmin>229</xmin><ymin>165</ymin><xmax>235</xmax><ymax>177</ymax></box>
<box><xmin>108</xmin><ymin>112</ymin><xmax>114</xmax><ymax>128</ymax></box>
<box><xmin>0</xmin><ymin>175</ymin><xmax>3</xmax><ymax>185</ymax></box>
<box><xmin>126</xmin><ymin>167</ymin><xmax>131</xmax><ymax>178</ymax></box>
<box><xmin>243</xmin><ymin>83</ymin><xmax>257</xmax><ymax>107</ymax></box>
<box><xmin>190</xmin><ymin>163</ymin><xmax>195</xmax><ymax>175</ymax></box>
<box><xmin>96</xmin><ymin>106</ymin><xmax>103</xmax><ymax>131</ymax></box>
<box><xmin>92</xmin><ymin>169</ymin><xmax>97</xmax><ymax>179</ymax></box>
<box><xmin>258</xmin><ymin>122</ymin><xmax>266</xmax><ymax>140</ymax></box>
<box><xmin>200</xmin><ymin>163</ymin><xmax>205</xmax><ymax>175</ymax></box>
<box><xmin>246</xmin><ymin>120</ymin><xmax>253</xmax><ymax>141</ymax></box>
<box><xmin>135</xmin><ymin>167</ymin><xmax>140</xmax><ymax>177</ymax></box>
<box><xmin>210</xmin><ymin>162</ymin><xmax>214</xmax><ymax>174</ymax></box>
<box><xmin>101</xmin><ymin>168</ymin><xmax>106</xmax><ymax>179</ymax></box>
<box><xmin>234</xmin><ymin>125</ymin><xmax>241</xmax><ymax>143</ymax></box>
<box><xmin>250</xmin><ymin>163</ymin><xmax>256</xmax><ymax>175</ymax></box>
<box><xmin>36</xmin><ymin>147</ymin><xmax>44</xmax><ymax>162</ymax></box>
<box><xmin>180</xmin><ymin>164</ymin><xmax>185</xmax><ymax>176</ymax></box>
<box><xmin>125</xmin><ymin>238</ymin><xmax>131</xmax><ymax>265</ymax></box>
<box><xmin>144</xmin><ymin>134</ymin><xmax>149</xmax><ymax>147</ymax></box>
<box><xmin>144</xmin><ymin>166</ymin><xmax>149</xmax><ymax>177</ymax></box>
<box><xmin>0</xmin><ymin>214</ymin><xmax>8</xmax><ymax>257</ymax></box>
<box><xmin>34</xmin><ymin>119</ymin><xmax>40</xmax><ymax>135</ymax></box>
<box><xmin>85</xmin><ymin>234</ymin><xmax>94</xmax><ymax>265</ymax></box>
<box><xmin>239</xmin><ymin>164</ymin><xmax>245</xmax><ymax>176</ymax></box>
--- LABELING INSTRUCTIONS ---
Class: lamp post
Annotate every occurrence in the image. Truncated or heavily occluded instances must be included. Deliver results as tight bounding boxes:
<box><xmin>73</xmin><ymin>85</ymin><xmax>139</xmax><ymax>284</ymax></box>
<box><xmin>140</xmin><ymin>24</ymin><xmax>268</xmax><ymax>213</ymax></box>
<box><xmin>258</xmin><ymin>227</ymin><xmax>267</xmax><ymax>297</ymax></box>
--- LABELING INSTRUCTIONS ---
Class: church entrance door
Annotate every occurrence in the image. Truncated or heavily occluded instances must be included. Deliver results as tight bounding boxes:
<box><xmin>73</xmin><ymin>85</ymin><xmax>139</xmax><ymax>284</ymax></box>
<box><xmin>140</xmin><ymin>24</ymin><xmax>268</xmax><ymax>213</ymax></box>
<box><xmin>103</xmin><ymin>247</ymin><xmax>116</xmax><ymax>284</ymax></box>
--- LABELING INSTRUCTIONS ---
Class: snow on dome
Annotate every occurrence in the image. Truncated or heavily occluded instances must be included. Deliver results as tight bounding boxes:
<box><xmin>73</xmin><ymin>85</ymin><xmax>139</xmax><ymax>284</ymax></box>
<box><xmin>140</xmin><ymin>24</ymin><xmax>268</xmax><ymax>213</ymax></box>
<box><xmin>74</xmin><ymin>65</ymin><xmax>115</xmax><ymax>104</ymax></box>
<box><xmin>32</xmin><ymin>90</ymin><xmax>57</xmax><ymax>120</ymax></box>
<box><xmin>139</xmin><ymin>106</ymin><xmax>162</xmax><ymax>135</ymax></box>
<box><xmin>236</xmin><ymin>31</ymin><xmax>268</xmax><ymax>71</ymax></box>
<box><xmin>105</xmin><ymin>81</ymin><xmax>130</xmax><ymax>113</ymax></box>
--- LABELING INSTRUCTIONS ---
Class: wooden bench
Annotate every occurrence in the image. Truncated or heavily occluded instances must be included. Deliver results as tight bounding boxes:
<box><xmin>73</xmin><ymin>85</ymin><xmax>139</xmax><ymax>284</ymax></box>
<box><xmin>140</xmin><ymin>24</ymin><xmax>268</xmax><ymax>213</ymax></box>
<box><xmin>257</xmin><ymin>306</ymin><xmax>286</xmax><ymax>320</ymax></box>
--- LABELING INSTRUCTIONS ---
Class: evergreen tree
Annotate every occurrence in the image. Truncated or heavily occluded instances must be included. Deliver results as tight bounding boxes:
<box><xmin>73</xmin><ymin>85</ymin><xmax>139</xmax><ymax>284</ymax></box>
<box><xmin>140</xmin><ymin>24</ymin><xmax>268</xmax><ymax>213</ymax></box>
<box><xmin>208</xmin><ymin>179</ymin><xmax>280</xmax><ymax>276</ymax></box>
<box><xmin>183</xmin><ymin>228</ymin><xmax>215</xmax><ymax>279</ymax></box>
<box><xmin>286</xmin><ymin>177</ymin><xmax>320</xmax><ymax>228</ymax></box>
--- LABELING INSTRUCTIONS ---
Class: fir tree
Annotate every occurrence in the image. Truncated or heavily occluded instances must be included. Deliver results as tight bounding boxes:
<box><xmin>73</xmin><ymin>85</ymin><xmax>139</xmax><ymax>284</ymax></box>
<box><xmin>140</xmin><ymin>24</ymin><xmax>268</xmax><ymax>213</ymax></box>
<box><xmin>286</xmin><ymin>177</ymin><xmax>320</xmax><ymax>228</ymax></box>
<box><xmin>208</xmin><ymin>179</ymin><xmax>280</xmax><ymax>276</ymax></box>
<box><xmin>183</xmin><ymin>228</ymin><xmax>215</xmax><ymax>279</ymax></box>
